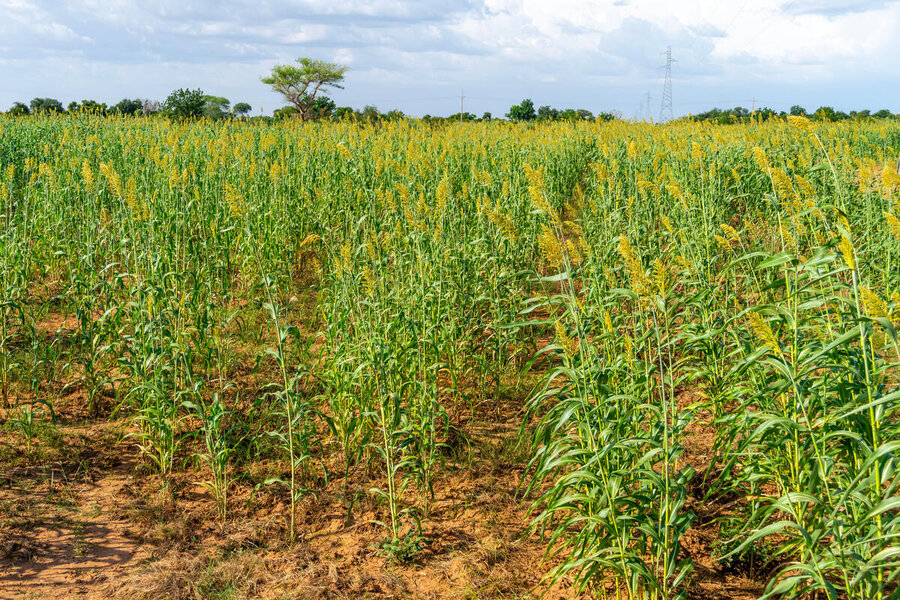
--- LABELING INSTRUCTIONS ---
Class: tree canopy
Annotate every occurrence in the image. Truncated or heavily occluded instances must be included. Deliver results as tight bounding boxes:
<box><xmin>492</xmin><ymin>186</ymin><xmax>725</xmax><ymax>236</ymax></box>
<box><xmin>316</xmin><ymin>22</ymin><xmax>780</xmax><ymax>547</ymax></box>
<box><xmin>261</xmin><ymin>57</ymin><xmax>347</xmax><ymax>121</ymax></box>
<box><xmin>163</xmin><ymin>88</ymin><xmax>206</xmax><ymax>119</ymax></box>
<box><xmin>113</xmin><ymin>98</ymin><xmax>143</xmax><ymax>116</ymax></box>
<box><xmin>507</xmin><ymin>99</ymin><xmax>536</xmax><ymax>121</ymax></box>
<box><xmin>8</xmin><ymin>102</ymin><xmax>29</xmax><ymax>116</ymax></box>
<box><xmin>202</xmin><ymin>95</ymin><xmax>230</xmax><ymax>120</ymax></box>
<box><xmin>30</xmin><ymin>98</ymin><xmax>64</xmax><ymax>113</ymax></box>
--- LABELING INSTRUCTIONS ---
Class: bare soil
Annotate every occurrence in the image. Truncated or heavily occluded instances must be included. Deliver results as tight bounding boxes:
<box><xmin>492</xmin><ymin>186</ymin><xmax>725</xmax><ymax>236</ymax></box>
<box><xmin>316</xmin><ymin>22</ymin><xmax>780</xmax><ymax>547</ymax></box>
<box><xmin>0</xmin><ymin>395</ymin><xmax>765</xmax><ymax>600</ymax></box>
<box><xmin>0</xmin><ymin>310</ymin><xmax>766</xmax><ymax>599</ymax></box>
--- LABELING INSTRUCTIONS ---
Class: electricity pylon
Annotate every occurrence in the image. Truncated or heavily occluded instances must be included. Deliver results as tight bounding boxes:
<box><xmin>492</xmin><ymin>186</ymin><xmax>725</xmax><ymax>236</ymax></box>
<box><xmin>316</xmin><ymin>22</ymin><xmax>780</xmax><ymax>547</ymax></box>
<box><xmin>659</xmin><ymin>46</ymin><xmax>675</xmax><ymax>123</ymax></box>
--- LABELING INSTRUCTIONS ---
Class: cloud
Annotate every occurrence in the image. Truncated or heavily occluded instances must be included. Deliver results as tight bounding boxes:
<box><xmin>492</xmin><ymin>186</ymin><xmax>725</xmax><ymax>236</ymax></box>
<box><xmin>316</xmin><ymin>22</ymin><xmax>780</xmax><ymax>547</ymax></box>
<box><xmin>0</xmin><ymin>0</ymin><xmax>898</xmax><ymax>117</ymax></box>
<box><xmin>785</xmin><ymin>0</ymin><xmax>894</xmax><ymax>15</ymax></box>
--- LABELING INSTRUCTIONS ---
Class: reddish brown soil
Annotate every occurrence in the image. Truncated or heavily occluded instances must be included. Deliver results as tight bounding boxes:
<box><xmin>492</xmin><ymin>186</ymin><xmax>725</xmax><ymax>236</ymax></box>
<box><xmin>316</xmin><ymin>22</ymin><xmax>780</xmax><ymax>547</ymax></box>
<box><xmin>0</xmin><ymin>310</ymin><xmax>767</xmax><ymax>600</ymax></box>
<box><xmin>1</xmin><ymin>458</ymin><xmax>150</xmax><ymax>599</ymax></box>
<box><xmin>0</xmin><ymin>398</ymin><xmax>766</xmax><ymax>600</ymax></box>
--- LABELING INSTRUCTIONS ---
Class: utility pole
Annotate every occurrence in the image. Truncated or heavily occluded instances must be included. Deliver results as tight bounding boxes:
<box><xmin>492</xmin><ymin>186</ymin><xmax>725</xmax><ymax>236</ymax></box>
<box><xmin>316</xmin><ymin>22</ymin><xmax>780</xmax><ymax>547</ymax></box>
<box><xmin>646</xmin><ymin>89</ymin><xmax>653</xmax><ymax>122</ymax></box>
<box><xmin>659</xmin><ymin>46</ymin><xmax>675</xmax><ymax>123</ymax></box>
<box><xmin>460</xmin><ymin>89</ymin><xmax>464</xmax><ymax>123</ymax></box>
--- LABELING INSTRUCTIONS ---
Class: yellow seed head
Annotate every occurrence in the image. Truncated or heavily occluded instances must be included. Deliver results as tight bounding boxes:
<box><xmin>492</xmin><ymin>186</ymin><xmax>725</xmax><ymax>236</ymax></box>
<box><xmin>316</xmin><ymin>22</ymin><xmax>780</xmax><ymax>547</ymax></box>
<box><xmin>225</xmin><ymin>182</ymin><xmax>244</xmax><ymax>217</ymax></box>
<box><xmin>81</xmin><ymin>160</ymin><xmax>94</xmax><ymax>191</ymax></box>
<box><xmin>624</xmin><ymin>334</ymin><xmax>634</xmax><ymax>368</ymax></box>
<box><xmin>475</xmin><ymin>168</ymin><xmax>493</xmax><ymax>188</ymax></box>
<box><xmin>362</xmin><ymin>266</ymin><xmax>376</xmax><ymax>296</ymax></box>
<box><xmin>786</xmin><ymin>115</ymin><xmax>813</xmax><ymax>132</ymax></box>
<box><xmin>555</xmin><ymin>320</ymin><xmax>579</xmax><ymax>359</ymax></box>
<box><xmin>839</xmin><ymin>234</ymin><xmax>855</xmax><ymax>270</ymax></box>
<box><xmin>721</xmin><ymin>223</ymin><xmax>740</xmax><ymax>244</ymax></box>
<box><xmin>891</xmin><ymin>292</ymin><xmax>900</xmax><ymax>329</ymax></box>
<box><xmin>771</xmin><ymin>168</ymin><xmax>794</xmax><ymax>204</ymax></box>
<box><xmin>885</xmin><ymin>212</ymin><xmax>900</xmax><ymax>239</ymax></box>
<box><xmin>884</xmin><ymin>166</ymin><xmax>900</xmax><ymax>197</ymax></box>
<box><xmin>860</xmin><ymin>287</ymin><xmax>888</xmax><ymax>318</ymax></box>
<box><xmin>751</xmin><ymin>146</ymin><xmax>769</xmax><ymax>172</ymax></box>
<box><xmin>661</xmin><ymin>215</ymin><xmax>673</xmax><ymax>233</ymax></box>
<box><xmin>652</xmin><ymin>258</ymin><xmax>667</xmax><ymax>297</ymax></box>
<box><xmin>794</xmin><ymin>174</ymin><xmax>816</xmax><ymax>199</ymax></box>
<box><xmin>436</xmin><ymin>175</ymin><xmax>451</xmax><ymax>213</ymax></box>
<box><xmin>125</xmin><ymin>176</ymin><xmax>141</xmax><ymax>220</ymax></box>
<box><xmin>399</xmin><ymin>183</ymin><xmax>410</xmax><ymax>206</ymax></box>
<box><xmin>298</xmin><ymin>233</ymin><xmax>320</xmax><ymax>251</ymax></box>
<box><xmin>665</xmin><ymin>180</ymin><xmax>683</xmax><ymax>201</ymax></box>
<box><xmin>565</xmin><ymin>238</ymin><xmax>584</xmax><ymax>267</ymax></box>
<box><xmin>618</xmin><ymin>236</ymin><xmax>649</xmax><ymax>297</ymax></box>
<box><xmin>715</xmin><ymin>234</ymin><xmax>733</xmax><ymax>253</ymax></box>
<box><xmin>748</xmin><ymin>312</ymin><xmax>779</xmax><ymax>353</ymax></box>
<box><xmin>538</xmin><ymin>225</ymin><xmax>566</xmax><ymax>270</ymax></box>
<box><xmin>99</xmin><ymin>162</ymin><xmax>121</xmax><ymax>198</ymax></box>
<box><xmin>626</xmin><ymin>140</ymin><xmax>637</xmax><ymax>159</ymax></box>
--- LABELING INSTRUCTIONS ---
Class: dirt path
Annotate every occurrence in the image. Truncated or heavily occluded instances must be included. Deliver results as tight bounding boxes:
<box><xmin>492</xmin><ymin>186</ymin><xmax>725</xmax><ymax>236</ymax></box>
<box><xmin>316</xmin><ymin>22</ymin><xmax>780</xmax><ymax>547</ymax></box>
<box><xmin>0</xmin><ymin>458</ymin><xmax>148</xmax><ymax>599</ymax></box>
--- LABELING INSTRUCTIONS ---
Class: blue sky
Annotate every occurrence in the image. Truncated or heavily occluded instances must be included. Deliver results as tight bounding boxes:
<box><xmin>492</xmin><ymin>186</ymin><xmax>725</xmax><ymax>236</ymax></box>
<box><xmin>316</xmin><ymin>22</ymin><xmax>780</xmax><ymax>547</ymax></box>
<box><xmin>1</xmin><ymin>0</ymin><xmax>897</xmax><ymax>118</ymax></box>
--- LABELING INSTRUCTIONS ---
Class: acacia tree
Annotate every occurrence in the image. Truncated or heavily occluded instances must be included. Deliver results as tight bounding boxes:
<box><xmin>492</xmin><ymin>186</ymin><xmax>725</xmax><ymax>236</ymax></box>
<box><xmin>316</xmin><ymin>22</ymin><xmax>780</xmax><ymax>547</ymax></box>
<box><xmin>261</xmin><ymin>57</ymin><xmax>347</xmax><ymax>121</ymax></box>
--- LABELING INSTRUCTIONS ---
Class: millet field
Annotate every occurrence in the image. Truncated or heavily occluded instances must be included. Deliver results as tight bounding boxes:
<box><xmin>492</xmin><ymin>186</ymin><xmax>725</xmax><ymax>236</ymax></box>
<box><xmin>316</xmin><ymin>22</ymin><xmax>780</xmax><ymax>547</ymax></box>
<box><xmin>1</xmin><ymin>114</ymin><xmax>900</xmax><ymax>599</ymax></box>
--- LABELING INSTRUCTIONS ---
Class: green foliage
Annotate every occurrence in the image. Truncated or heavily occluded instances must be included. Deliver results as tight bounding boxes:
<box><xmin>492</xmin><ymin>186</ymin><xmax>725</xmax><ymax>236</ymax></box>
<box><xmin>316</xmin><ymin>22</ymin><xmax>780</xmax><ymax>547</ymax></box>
<box><xmin>202</xmin><ymin>95</ymin><xmax>230</xmax><ymax>120</ymax></box>
<box><xmin>447</xmin><ymin>111</ymin><xmax>477</xmax><ymax>122</ymax></box>
<box><xmin>2</xmin><ymin>113</ymin><xmax>900</xmax><ymax>599</ymax></box>
<box><xmin>186</xmin><ymin>393</ymin><xmax>239</xmax><ymax>521</ymax></box>
<box><xmin>310</xmin><ymin>95</ymin><xmax>335</xmax><ymax>120</ymax></box>
<box><xmin>375</xmin><ymin>519</ymin><xmax>429</xmax><ymax>564</ymax></box>
<box><xmin>79</xmin><ymin>100</ymin><xmax>108</xmax><ymax>115</ymax></box>
<box><xmin>261</xmin><ymin>57</ymin><xmax>347</xmax><ymax>121</ymax></box>
<box><xmin>113</xmin><ymin>98</ymin><xmax>143</xmax><ymax>116</ymax></box>
<box><xmin>30</xmin><ymin>97</ymin><xmax>64</xmax><ymax>114</ymax></box>
<box><xmin>163</xmin><ymin>88</ymin><xmax>206</xmax><ymax>119</ymax></box>
<box><xmin>7</xmin><ymin>102</ymin><xmax>29</xmax><ymax>116</ymax></box>
<box><xmin>8</xmin><ymin>400</ymin><xmax>54</xmax><ymax>454</ymax></box>
<box><xmin>506</xmin><ymin>98</ymin><xmax>536</xmax><ymax>121</ymax></box>
<box><xmin>692</xmin><ymin>104</ymin><xmax>898</xmax><ymax>124</ymax></box>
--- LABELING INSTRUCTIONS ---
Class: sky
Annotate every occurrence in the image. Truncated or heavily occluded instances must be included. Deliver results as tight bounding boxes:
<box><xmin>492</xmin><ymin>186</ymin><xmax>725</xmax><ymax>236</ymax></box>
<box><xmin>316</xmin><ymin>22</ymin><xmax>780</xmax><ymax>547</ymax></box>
<box><xmin>0</xmin><ymin>0</ymin><xmax>898</xmax><ymax>119</ymax></box>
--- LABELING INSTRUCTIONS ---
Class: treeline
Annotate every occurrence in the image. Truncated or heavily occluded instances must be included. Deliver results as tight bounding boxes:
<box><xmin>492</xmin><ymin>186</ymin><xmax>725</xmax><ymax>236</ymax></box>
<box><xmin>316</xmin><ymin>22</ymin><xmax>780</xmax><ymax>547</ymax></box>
<box><xmin>687</xmin><ymin>105</ymin><xmax>899</xmax><ymax>124</ymax></box>
<box><xmin>5</xmin><ymin>89</ymin><xmax>253</xmax><ymax>119</ymax></box>
<box><xmin>9</xmin><ymin>91</ymin><xmax>895</xmax><ymax>125</ymax></box>
<box><xmin>3</xmin><ymin>90</ymin><xmax>620</xmax><ymax>124</ymax></box>
<box><xmin>272</xmin><ymin>100</ymin><xmax>407</xmax><ymax>123</ymax></box>
<box><xmin>502</xmin><ymin>98</ymin><xmax>616</xmax><ymax>122</ymax></box>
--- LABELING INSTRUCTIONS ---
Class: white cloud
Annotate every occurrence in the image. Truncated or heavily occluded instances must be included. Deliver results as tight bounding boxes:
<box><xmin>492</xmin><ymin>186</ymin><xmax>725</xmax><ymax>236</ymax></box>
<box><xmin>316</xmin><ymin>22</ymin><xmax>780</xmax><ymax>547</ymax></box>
<box><xmin>0</xmin><ymin>0</ymin><xmax>898</xmax><ymax>116</ymax></box>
